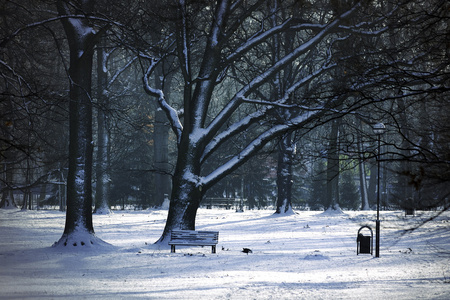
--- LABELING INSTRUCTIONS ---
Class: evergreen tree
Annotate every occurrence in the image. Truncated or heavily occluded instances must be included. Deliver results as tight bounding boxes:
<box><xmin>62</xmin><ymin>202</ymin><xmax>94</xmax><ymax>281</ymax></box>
<box><xmin>340</xmin><ymin>171</ymin><xmax>359</xmax><ymax>210</ymax></box>
<box><xmin>308</xmin><ymin>160</ymin><xmax>327</xmax><ymax>210</ymax></box>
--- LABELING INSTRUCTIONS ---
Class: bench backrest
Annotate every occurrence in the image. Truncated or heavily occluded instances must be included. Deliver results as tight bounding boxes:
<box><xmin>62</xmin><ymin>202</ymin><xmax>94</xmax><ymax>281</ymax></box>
<box><xmin>170</xmin><ymin>230</ymin><xmax>219</xmax><ymax>245</ymax></box>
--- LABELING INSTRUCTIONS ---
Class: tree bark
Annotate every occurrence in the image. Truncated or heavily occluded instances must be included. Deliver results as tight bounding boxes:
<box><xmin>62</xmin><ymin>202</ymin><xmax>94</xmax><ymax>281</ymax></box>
<box><xmin>157</xmin><ymin>140</ymin><xmax>203</xmax><ymax>242</ymax></box>
<box><xmin>53</xmin><ymin>0</ymin><xmax>104</xmax><ymax>248</ymax></box>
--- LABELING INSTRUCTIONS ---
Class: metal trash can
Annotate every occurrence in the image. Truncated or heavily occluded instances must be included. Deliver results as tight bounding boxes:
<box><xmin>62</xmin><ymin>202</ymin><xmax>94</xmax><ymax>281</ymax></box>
<box><xmin>357</xmin><ymin>226</ymin><xmax>373</xmax><ymax>255</ymax></box>
<box><xmin>405</xmin><ymin>208</ymin><xmax>414</xmax><ymax>216</ymax></box>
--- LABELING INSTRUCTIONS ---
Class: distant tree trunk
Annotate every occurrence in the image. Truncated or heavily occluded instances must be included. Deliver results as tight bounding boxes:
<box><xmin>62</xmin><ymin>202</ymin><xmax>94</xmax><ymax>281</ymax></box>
<box><xmin>357</xmin><ymin>120</ymin><xmax>369</xmax><ymax>210</ymax></box>
<box><xmin>1</xmin><ymin>162</ymin><xmax>17</xmax><ymax>209</ymax></box>
<box><xmin>1</xmin><ymin>100</ymin><xmax>17</xmax><ymax>209</ymax></box>
<box><xmin>275</xmin><ymin>132</ymin><xmax>294</xmax><ymax>214</ymax></box>
<box><xmin>368</xmin><ymin>163</ymin><xmax>377</xmax><ymax>207</ymax></box>
<box><xmin>94</xmin><ymin>35</ymin><xmax>111</xmax><ymax>214</ymax></box>
<box><xmin>273</xmin><ymin>0</ymin><xmax>295</xmax><ymax>214</ymax></box>
<box><xmin>326</xmin><ymin>119</ymin><xmax>341</xmax><ymax>210</ymax></box>
<box><xmin>358</xmin><ymin>153</ymin><xmax>369</xmax><ymax>210</ymax></box>
<box><xmin>153</xmin><ymin>110</ymin><xmax>171</xmax><ymax>207</ymax></box>
<box><xmin>397</xmin><ymin>98</ymin><xmax>413</xmax><ymax>209</ymax></box>
<box><xmin>0</xmin><ymin>188</ymin><xmax>16</xmax><ymax>208</ymax></box>
<box><xmin>153</xmin><ymin>66</ymin><xmax>172</xmax><ymax>207</ymax></box>
<box><xmin>38</xmin><ymin>183</ymin><xmax>47</xmax><ymax>208</ymax></box>
<box><xmin>53</xmin><ymin>0</ymin><xmax>104</xmax><ymax>247</ymax></box>
<box><xmin>22</xmin><ymin>150</ymin><xmax>32</xmax><ymax>210</ymax></box>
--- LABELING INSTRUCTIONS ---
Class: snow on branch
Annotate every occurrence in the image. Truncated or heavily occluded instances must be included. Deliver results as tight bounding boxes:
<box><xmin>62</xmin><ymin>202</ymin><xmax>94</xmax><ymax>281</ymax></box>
<box><xmin>177</xmin><ymin>0</ymin><xmax>192</xmax><ymax>82</ymax></box>
<box><xmin>207</xmin><ymin>5</ymin><xmax>359</xmax><ymax>137</ymax></box>
<box><xmin>0</xmin><ymin>59</ymin><xmax>34</xmax><ymax>96</ymax></box>
<box><xmin>108</xmin><ymin>56</ymin><xmax>138</xmax><ymax>87</ymax></box>
<box><xmin>201</xmin><ymin>108</ymin><xmax>268</xmax><ymax>163</ymax></box>
<box><xmin>0</xmin><ymin>14</ymin><xmax>123</xmax><ymax>49</ymax></box>
<box><xmin>203</xmin><ymin>57</ymin><xmax>335</xmax><ymax>158</ymax></box>
<box><xmin>142</xmin><ymin>59</ymin><xmax>183</xmax><ymax>144</ymax></box>
<box><xmin>201</xmin><ymin>110</ymin><xmax>318</xmax><ymax>188</ymax></box>
<box><xmin>225</xmin><ymin>17</ymin><xmax>297</xmax><ymax>65</ymax></box>
<box><xmin>225</xmin><ymin>2</ymin><xmax>361</xmax><ymax>66</ymax></box>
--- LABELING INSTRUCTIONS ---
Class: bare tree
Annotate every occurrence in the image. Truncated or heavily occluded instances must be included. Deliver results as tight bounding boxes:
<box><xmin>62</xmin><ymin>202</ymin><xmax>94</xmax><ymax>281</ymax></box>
<box><xmin>142</xmin><ymin>0</ymin><xmax>378</xmax><ymax>242</ymax></box>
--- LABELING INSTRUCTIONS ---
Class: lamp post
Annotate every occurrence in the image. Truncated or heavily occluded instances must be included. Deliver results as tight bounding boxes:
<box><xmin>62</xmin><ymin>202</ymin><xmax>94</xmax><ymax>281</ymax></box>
<box><xmin>373</xmin><ymin>123</ymin><xmax>386</xmax><ymax>258</ymax></box>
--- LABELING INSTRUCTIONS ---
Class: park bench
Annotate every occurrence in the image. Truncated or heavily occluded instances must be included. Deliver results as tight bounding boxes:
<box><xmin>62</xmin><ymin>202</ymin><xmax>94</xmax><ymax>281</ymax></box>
<box><xmin>169</xmin><ymin>230</ymin><xmax>219</xmax><ymax>253</ymax></box>
<box><xmin>203</xmin><ymin>197</ymin><xmax>235</xmax><ymax>209</ymax></box>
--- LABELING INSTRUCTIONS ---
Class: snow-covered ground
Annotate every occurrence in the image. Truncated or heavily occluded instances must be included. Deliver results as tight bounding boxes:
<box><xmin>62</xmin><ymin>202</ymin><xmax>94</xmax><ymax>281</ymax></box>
<box><xmin>1</xmin><ymin>207</ymin><xmax>449</xmax><ymax>299</ymax></box>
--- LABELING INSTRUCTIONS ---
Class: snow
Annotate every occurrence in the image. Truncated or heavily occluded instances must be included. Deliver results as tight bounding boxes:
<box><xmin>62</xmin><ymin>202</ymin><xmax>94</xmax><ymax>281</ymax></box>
<box><xmin>95</xmin><ymin>206</ymin><xmax>112</xmax><ymax>215</ymax></box>
<box><xmin>67</xmin><ymin>18</ymin><xmax>95</xmax><ymax>59</ymax></box>
<box><xmin>1</xmin><ymin>208</ymin><xmax>449</xmax><ymax>299</ymax></box>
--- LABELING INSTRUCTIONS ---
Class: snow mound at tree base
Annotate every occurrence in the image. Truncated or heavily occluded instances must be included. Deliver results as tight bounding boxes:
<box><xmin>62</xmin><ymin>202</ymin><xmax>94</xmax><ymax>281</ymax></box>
<box><xmin>273</xmin><ymin>204</ymin><xmax>297</xmax><ymax>215</ymax></box>
<box><xmin>52</xmin><ymin>229</ymin><xmax>113</xmax><ymax>251</ymax></box>
<box><xmin>94</xmin><ymin>206</ymin><xmax>113</xmax><ymax>215</ymax></box>
<box><xmin>0</xmin><ymin>199</ymin><xmax>17</xmax><ymax>209</ymax></box>
<box><xmin>320</xmin><ymin>205</ymin><xmax>346</xmax><ymax>216</ymax></box>
<box><xmin>304</xmin><ymin>250</ymin><xmax>330</xmax><ymax>260</ymax></box>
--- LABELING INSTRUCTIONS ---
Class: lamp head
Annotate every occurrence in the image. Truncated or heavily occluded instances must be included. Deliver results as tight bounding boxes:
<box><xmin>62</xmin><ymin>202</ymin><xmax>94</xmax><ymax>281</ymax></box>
<box><xmin>373</xmin><ymin>123</ymin><xmax>386</xmax><ymax>135</ymax></box>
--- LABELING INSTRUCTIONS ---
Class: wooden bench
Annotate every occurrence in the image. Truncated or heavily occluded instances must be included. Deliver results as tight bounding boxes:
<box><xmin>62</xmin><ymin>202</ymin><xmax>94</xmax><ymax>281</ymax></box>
<box><xmin>203</xmin><ymin>197</ymin><xmax>235</xmax><ymax>209</ymax></box>
<box><xmin>169</xmin><ymin>230</ymin><xmax>219</xmax><ymax>253</ymax></box>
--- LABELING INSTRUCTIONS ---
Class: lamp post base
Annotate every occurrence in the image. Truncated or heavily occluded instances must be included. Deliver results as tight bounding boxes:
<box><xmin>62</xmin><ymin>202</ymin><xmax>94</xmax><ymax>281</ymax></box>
<box><xmin>375</xmin><ymin>219</ymin><xmax>380</xmax><ymax>257</ymax></box>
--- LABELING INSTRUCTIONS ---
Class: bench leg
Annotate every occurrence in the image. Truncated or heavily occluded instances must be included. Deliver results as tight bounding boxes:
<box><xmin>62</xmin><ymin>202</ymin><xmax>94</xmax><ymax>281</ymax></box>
<box><xmin>171</xmin><ymin>245</ymin><xmax>176</xmax><ymax>253</ymax></box>
<box><xmin>212</xmin><ymin>245</ymin><xmax>216</xmax><ymax>254</ymax></box>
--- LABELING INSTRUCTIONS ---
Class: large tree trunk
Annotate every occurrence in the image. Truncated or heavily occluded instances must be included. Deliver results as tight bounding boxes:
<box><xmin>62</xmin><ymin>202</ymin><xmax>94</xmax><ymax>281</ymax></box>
<box><xmin>156</xmin><ymin>141</ymin><xmax>203</xmax><ymax>243</ymax></box>
<box><xmin>53</xmin><ymin>0</ymin><xmax>106</xmax><ymax>248</ymax></box>
<box><xmin>62</xmin><ymin>27</ymin><xmax>95</xmax><ymax>242</ymax></box>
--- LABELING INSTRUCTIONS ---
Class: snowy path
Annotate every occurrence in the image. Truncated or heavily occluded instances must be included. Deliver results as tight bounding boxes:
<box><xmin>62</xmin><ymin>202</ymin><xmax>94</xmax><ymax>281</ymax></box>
<box><xmin>1</xmin><ymin>208</ymin><xmax>449</xmax><ymax>299</ymax></box>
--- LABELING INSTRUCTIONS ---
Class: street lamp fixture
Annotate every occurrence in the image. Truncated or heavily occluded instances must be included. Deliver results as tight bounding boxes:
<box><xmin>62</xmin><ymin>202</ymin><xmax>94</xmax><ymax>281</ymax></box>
<box><xmin>373</xmin><ymin>123</ymin><xmax>386</xmax><ymax>135</ymax></box>
<box><xmin>373</xmin><ymin>122</ymin><xmax>386</xmax><ymax>258</ymax></box>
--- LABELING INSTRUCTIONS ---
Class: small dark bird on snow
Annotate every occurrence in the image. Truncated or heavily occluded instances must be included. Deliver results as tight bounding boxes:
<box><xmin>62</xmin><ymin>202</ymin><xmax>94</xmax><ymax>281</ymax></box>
<box><xmin>242</xmin><ymin>248</ymin><xmax>252</xmax><ymax>254</ymax></box>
